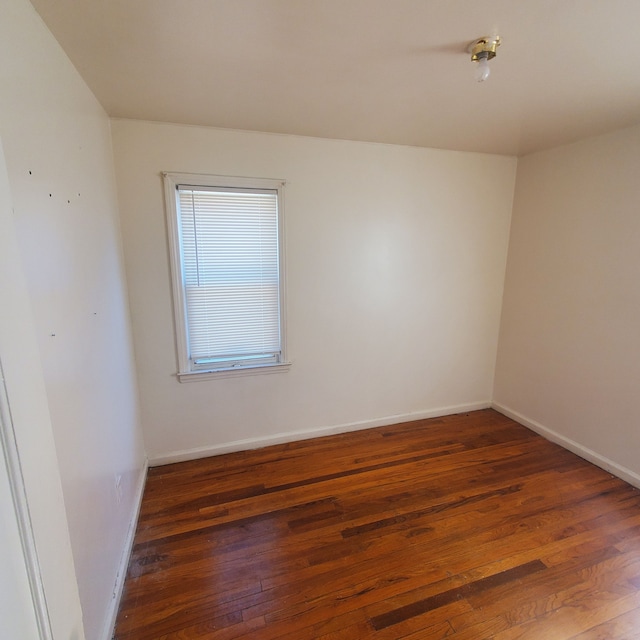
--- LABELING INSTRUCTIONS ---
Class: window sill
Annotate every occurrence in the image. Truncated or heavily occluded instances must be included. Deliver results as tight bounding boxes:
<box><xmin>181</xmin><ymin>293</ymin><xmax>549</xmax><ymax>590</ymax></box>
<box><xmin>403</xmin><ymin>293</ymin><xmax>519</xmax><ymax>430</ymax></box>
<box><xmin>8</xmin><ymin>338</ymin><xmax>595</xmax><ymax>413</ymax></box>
<box><xmin>177</xmin><ymin>361</ymin><xmax>292</xmax><ymax>383</ymax></box>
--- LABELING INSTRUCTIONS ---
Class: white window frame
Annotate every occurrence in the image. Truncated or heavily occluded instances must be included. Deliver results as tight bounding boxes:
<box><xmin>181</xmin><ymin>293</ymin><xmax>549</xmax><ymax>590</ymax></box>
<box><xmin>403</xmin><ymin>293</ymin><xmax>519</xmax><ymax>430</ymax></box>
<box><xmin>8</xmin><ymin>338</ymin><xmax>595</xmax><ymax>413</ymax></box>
<box><xmin>163</xmin><ymin>172</ymin><xmax>290</xmax><ymax>382</ymax></box>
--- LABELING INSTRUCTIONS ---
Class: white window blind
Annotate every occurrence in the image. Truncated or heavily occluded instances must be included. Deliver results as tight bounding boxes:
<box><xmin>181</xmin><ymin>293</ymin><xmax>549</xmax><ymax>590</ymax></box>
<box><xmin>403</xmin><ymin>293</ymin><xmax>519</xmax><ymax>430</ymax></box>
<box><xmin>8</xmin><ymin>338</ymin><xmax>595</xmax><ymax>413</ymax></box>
<box><xmin>176</xmin><ymin>184</ymin><xmax>282</xmax><ymax>371</ymax></box>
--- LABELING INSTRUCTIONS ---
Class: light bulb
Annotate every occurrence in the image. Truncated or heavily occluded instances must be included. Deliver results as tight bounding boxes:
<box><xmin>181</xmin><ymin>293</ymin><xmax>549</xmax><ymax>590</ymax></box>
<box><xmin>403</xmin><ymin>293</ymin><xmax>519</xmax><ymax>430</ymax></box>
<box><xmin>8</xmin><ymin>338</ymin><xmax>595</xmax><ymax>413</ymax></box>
<box><xmin>475</xmin><ymin>56</ymin><xmax>490</xmax><ymax>82</ymax></box>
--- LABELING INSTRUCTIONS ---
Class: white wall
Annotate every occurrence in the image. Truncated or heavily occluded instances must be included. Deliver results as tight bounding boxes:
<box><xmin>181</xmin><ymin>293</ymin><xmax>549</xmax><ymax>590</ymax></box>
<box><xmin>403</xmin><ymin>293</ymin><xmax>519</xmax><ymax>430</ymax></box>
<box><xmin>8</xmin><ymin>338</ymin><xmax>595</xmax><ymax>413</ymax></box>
<box><xmin>112</xmin><ymin>120</ymin><xmax>516</xmax><ymax>462</ymax></box>
<box><xmin>0</xmin><ymin>137</ymin><xmax>79</xmax><ymax>640</ymax></box>
<box><xmin>494</xmin><ymin>123</ymin><xmax>640</xmax><ymax>487</ymax></box>
<box><xmin>0</xmin><ymin>1</ymin><xmax>146</xmax><ymax>639</ymax></box>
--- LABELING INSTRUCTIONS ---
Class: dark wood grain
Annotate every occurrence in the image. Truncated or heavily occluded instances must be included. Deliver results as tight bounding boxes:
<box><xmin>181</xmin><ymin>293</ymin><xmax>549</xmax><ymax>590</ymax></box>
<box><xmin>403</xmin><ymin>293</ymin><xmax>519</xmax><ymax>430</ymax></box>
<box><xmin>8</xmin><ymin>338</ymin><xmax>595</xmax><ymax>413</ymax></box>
<box><xmin>114</xmin><ymin>409</ymin><xmax>640</xmax><ymax>639</ymax></box>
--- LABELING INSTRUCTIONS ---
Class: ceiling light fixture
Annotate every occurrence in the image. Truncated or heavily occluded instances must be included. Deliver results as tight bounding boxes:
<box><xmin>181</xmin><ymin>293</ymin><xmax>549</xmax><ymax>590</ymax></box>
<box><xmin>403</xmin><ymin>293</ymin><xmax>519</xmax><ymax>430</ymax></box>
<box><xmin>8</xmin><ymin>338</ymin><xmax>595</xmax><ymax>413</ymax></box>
<box><xmin>469</xmin><ymin>36</ymin><xmax>501</xmax><ymax>82</ymax></box>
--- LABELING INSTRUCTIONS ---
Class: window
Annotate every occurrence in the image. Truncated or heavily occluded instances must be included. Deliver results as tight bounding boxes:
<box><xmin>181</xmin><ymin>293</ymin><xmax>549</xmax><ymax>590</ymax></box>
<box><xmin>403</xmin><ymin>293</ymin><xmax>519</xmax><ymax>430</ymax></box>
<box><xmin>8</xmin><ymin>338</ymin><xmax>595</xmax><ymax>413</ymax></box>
<box><xmin>163</xmin><ymin>172</ymin><xmax>289</xmax><ymax>381</ymax></box>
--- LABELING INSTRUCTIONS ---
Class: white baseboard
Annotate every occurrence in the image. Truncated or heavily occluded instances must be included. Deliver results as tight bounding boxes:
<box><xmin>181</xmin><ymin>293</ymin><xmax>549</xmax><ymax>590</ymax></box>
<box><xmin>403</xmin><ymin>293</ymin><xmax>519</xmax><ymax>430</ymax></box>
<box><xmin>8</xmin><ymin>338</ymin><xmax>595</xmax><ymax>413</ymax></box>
<box><xmin>149</xmin><ymin>401</ymin><xmax>491</xmax><ymax>466</ymax></box>
<box><xmin>492</xmin><ymin>402</ymin><xmax>640</xmax><ymax>490</ymax></box>
<box><xmin>100</xmin><ymin>457</ymin><xmax>148</xmax><ymax>640</ymax></box>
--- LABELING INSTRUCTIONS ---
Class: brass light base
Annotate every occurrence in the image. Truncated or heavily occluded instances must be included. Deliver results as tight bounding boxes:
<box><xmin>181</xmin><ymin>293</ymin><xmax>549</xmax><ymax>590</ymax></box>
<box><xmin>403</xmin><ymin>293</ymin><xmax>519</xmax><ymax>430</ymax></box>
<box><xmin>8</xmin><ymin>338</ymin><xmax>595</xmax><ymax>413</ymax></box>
<box><xmin>469</xmin><ymin>36</ymin><xmax>501</xmax><ymax>62</ymax></box>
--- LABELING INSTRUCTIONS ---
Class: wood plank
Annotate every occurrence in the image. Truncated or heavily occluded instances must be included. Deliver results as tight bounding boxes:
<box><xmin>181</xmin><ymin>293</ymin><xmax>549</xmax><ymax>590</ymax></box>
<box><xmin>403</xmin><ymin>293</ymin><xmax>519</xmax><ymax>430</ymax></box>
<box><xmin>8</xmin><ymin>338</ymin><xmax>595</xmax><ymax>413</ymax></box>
<box><xmin>113</xmin><ymin>409</ymin><xmax>640</xmax><ymax>640</ymax></box>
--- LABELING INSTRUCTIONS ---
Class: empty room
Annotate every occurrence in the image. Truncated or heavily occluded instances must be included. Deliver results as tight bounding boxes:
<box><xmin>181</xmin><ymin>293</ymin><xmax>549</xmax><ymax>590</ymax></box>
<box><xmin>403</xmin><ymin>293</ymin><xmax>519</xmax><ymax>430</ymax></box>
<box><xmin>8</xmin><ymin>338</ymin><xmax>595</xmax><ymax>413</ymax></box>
<box><xmin>1</xmin><ymin>1</ymin><xmax>639</xmax><ymax>639</ymax></box>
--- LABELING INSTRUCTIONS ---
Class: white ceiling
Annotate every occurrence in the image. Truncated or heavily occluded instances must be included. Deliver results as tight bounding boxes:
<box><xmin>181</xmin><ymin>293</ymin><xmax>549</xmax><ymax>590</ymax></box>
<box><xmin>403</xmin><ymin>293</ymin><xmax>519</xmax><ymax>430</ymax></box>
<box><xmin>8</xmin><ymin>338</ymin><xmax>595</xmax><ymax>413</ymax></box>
<box><xmin>30</xmin><ymin>0</ymin><xmax>640</xmax><ymax>156</ymax></box>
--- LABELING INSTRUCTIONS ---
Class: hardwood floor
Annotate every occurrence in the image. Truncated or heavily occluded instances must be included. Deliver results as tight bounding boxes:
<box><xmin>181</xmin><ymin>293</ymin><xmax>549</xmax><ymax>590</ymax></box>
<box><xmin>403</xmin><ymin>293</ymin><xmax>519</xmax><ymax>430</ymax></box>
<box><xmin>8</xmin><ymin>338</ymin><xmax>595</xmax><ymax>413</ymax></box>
<box><xmin>114</xmin><ymin>409</ymin><xmax>640</xmax><ymax>639</ymax></box>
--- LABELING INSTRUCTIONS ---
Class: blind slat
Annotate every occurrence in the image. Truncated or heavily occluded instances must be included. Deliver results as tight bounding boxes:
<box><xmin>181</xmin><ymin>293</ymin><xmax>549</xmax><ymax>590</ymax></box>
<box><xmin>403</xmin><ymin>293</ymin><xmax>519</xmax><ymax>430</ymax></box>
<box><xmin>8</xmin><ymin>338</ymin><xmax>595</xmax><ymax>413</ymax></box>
<box><xmin>178</xmin><ymin>186</ymin><xmax>281</xmax><ymax>366</ymax></box>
